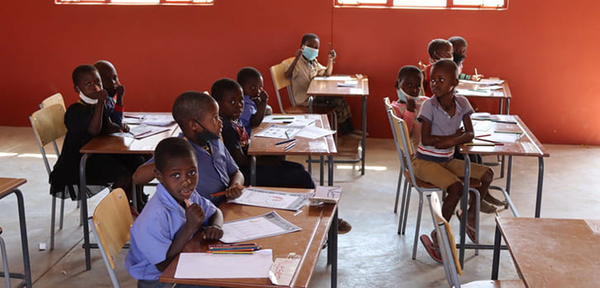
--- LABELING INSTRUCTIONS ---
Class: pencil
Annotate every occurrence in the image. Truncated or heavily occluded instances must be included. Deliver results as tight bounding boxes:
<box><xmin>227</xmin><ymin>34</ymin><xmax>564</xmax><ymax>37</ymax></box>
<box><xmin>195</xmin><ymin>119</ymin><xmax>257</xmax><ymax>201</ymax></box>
<box><xmin>275</xmin><ymin>138</ymin><xmax>296</xmax><ymax>146</ymax></box>
<box><xmin>271</xmin><ymin>117</ymin><xmax>294</xmax><ymax>120</ymax></box>
<box><xmin>494</xmin><ymin>130</ymin><xmax>522</xmax><ymax>134</ymax></box>
<box><xmin>211</xmin><ymin>191</ymin><xmax>226</xmax><ymax>198</ymax></box>
<box><xmin>465</xmin><ymin>143</ymin><xmax>496</xmax><ymax>146</ymax></box>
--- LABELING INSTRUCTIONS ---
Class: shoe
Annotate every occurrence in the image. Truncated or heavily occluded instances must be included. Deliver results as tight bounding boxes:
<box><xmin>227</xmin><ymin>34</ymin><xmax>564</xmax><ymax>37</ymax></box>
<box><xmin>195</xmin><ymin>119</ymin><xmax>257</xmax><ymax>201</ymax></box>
<box><xmin>479</xmin><ymin>201</ymin><xmax>497</xmax><ymax>214</ymax></box>
<box><xmin>456</xmin><ymin>210</ymin><xmax>477</xmax><ymax>243</ymax></box>
<box><xmin>337</xmin><ymin>218</ymin><xmax>352</xmax><ymax>234</ymax></box>
<box><xmin>420</xmin><ymin>234</ymin><xmax>442</xmax><ymax>263</ymax></box>
<box><xmin>484</xmin><ymin>193</ymin><xmax>507</xmax><ymax>207</ymax></box>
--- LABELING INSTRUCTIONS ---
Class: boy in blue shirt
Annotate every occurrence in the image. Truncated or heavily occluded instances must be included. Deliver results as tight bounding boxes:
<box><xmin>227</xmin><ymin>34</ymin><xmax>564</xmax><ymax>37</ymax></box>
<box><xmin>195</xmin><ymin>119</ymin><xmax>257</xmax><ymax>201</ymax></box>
<box><xmin>236</xmin><ymin>67</ymin><xmax>271</xmax><ymax>136</ymax></box>
<box><xmin>133</xmin><ymin>91</ymin><xmax>244</xmax><ymax>206</ymax></box>
<box><xmin>126</xmin><ymin>137</ymin><xmax>223</xmax><ymax>287</ymax></box>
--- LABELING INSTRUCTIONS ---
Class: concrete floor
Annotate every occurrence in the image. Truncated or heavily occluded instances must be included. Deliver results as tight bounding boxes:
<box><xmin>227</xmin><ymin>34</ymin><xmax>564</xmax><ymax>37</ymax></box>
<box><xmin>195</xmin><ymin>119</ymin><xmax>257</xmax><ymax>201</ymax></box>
<box><xmin>1</xmin><ymin>126</ymin><xmax>599</xmax><ymax>288</ymax></box>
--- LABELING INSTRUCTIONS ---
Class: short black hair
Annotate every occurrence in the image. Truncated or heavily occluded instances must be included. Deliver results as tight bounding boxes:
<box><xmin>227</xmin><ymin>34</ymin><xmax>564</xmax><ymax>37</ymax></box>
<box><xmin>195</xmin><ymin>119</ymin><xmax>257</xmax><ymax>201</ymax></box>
<box><xmin>432</xmin><ymin>59</ymin><xmax>459</xmax><ymax>79</ymax></box>
<box><xmin>448</xmin><ymin>36</ymin><xmax>467</xmax><ymax>47</ymax></box>
<box><xmin>154</xmin><ymin>137</ymin><xmax>195</xmax><ymax>173</ymax></box>
<box><xmin>301</xmin><ymin>33</ymin><xmax>319</xmax><ymax>46</ymax></box>
<box><xmin>72</xmin><ymin>64</ymin><xmax>97</xmax><ymax>86</ymax></box>
<box><xmin>211</xmin><ymin>78</ymin><xmax>241</xmax><ymax>103</ymax></box>
<box><xmin>427</xmin><ymin>39</ymin><xmax>452</xmax><ymax>58</ymax></box>
<box><xmin>397</xmin><ymin>65</ymin><xmax>423</xmax><ymax>82</ymax></box>
<box><xmin>236</xmin><ymin>67</ymin><xmax>262</xmax><ymax>86</ymax></box>
<box><xmin>172</xmin><ymin>91</ymin><xmax>216</xmax><ymax>128</ymax></box>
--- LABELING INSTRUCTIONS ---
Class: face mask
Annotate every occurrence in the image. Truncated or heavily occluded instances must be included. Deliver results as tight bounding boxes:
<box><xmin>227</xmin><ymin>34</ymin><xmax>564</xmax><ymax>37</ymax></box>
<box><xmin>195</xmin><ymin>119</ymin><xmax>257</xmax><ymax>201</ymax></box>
<box><xmin>396</xmin><ymin>88</ymin><xmax>419</xmax><ymax>102</ymax></box>
<box><xmin>452</xmin><ymin>53</ymin><xmax>466</xmax><ymax>65</ymax></box>
<box><xmin>193</xmin><ymin>120</ymin><xmax>220</xmax><ymax>146</ymax></box>
<box><xmin>79</xmin><ymin>90</ymin><xmax>98</xmax><ymax>105</ymax></box>
<box><xmin>302</xmin><ymin>46</ymin><xmax>319</xmax><ymax>61</ymax></box>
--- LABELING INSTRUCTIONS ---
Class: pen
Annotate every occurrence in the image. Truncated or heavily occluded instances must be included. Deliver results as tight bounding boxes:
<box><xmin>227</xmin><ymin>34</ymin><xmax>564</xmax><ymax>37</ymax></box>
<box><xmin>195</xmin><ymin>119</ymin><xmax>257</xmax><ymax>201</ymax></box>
<box><xmin>494</xmin><ymin>130</ymin><xmax>522</xmax><ymax>134</ymax></box>
<box><xmin>284</xmin><ymin>142</ymin><xmax>296</xmax><ymax>151</ymax></box>
<box><xmin>271</xmin><ymin>117</ymin><xmax>295</xmax><ymax>120</ymax></box>
<box><xmin>474</xmin><ymin>138</ymin><xmax>504</xmax><ymax>145</ymax></box>
<box><xmin>209</xmin><ymin>251</ymin><xmax>254</xmax><ymax>254</ymax></box>
<box><xmin>465</xmin><ymin>143</ymin><xmax>496</xmax><ymax>146</ymax></box>
<box><xmin>475</xmin><ymin>68</ymin><xmax>479</xmax><ymax>77</ymax></box>
<box><xmin>211</xmin><ymin>191</ymin><xmax>226</xmax><ymax>198</ymax></box>
<box><xmin>285</xmin><ymin>130</ymin><xmax>290</xmax><ymax>139</ymax></box>
<box><xmin>275</xmin><ymin>138</ymin><xmax>296</xmax><ymax>146</ymax></box>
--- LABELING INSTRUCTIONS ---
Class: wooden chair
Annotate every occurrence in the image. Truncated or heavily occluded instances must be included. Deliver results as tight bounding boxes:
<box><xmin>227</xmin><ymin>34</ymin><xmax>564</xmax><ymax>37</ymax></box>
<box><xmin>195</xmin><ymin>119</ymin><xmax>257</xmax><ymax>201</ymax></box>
<box><xmin>91</xmin><ymin>188</ymin><xmax>133</xmax><ymax>288</ymax></box>
<box><xmin>40</xmin><ymin>92</ymin><xmax>66</xmax><ymax>110</ymax></box>
<box><xmin>0</xmin><ymin>226</ymin><xmax>10</xmax><ymax>288</ymax></box>
<box><xmin>427</xmin><ymin>193</ymin><xmax>525</xmax><ymax>288</ymax></box>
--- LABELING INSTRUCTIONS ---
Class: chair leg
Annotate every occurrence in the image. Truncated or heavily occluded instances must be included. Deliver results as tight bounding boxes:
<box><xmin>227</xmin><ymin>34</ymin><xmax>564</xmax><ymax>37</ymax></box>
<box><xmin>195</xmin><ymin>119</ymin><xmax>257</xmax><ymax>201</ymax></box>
<box><xmin>394</xmin><ymin>171</ymin><xmax>402</xmax><ymax>213</ymax></box>
<box><xmin>402</xmin><ymin>182</ymin><xmax>412</xmax><ymax>235</ymax></box>
<box><xmin>59</xmin><ymin>197</ymin><xmax>65</xmax><ymax>230</ymax></box>
<box><xmin>50</xmin><ymin>196</ymin><xmax>56</xmax><ymax>251</ymax></box>
<box><xmin>398</xmin><ymin>179</ymin><xmax>409</xmax><ymax>234</ymax></box>
<box><xmin>0</xmin><ymin>236</ymin><xmax>11</xmax><ymax>288</ymax></box>
<box><xmin>307</xmin><ymin>155</ymin><xmax>312</xmax><ymax>175</ymax></box>
<box><xmin>412</xmin><ymin>191</ymin><xmax>425</xmax><ymax>260</ymax></box>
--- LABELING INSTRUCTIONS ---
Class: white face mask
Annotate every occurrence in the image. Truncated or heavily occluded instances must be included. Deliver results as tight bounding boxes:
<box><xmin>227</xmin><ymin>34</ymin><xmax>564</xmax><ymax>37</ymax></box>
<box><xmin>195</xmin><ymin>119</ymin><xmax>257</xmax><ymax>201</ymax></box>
<box><xmin>438</xmin><ymin>57</ymin><xmax>454</xmax><ymax>61</ymax></box>
<box><xmin>79</xmin><ymin>90</ymin><xmax>98</xmax><ymax>105</ymax></box>
<box><xmin>396</xmin><ymin>88</ymin><xmax>419</xmax><ymax>102</ymax></box>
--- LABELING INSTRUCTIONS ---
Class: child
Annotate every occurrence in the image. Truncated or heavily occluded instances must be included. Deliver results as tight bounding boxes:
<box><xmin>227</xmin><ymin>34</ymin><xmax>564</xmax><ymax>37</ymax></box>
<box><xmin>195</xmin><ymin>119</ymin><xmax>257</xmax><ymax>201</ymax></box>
<box><xmin>422</xmin><ymin>39</ymin><xmax>453</xmax><ymax>96</ymax></box>
<box><xmin>236</xmin><ymin>67</ymin><xmax>271</xmax><ymax>136</ymax></box>
<box><xmin>211</xmin><ymin>78</ymin><xmax>315</xmax><ymax>189</ymax></box>
<box><xmin>125</xmin><ymin>137</ymin><xmax>223</xmax><ymax>287</ymax></box>
<box><xmin>284</xmin><ymin>33</ymin><xmax>359</xmax><ymax>137</ymax></box>
<box><xmin>448</xmin><ymin>36</ymin><xmax>483</xmax><ymax>81</ymax></box>
<box><xmin>414</xmin><ymin>60</ymin><xmax>499</xmax><ymax>262</ymax></box>
<box><xmin>132</xmin><ymin>91</ymin><xmax>244</xmax><ymax>206</ymax></box>
<box><xmin>391</xmin><ymin>65</ymin><xmax>429</xmax><ymax>148</ymax></box>
<box><xmin>49</xmin><ymin>64</ymin><xmax>143</xmax><ymax>203</ymax></box>
<box><xmin>93</xmin><ymin>60</ymin><xmax>128</xmax><ymax>127</ymax></box>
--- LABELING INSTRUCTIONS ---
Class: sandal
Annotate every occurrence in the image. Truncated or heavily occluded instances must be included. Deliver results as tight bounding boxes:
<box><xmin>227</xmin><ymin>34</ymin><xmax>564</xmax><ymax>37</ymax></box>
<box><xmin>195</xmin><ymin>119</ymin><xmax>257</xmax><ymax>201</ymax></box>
<box><xmin>420</xmin><ymin>234</ymin><xmax>442</xmax><ymax>263</ymax></box>
<box><xmin>455</xmin><ymin>210</ymin><xmax>477</xmax><ymax>243</ymax></box>
<box><xmin>479</xmin><ymin>201</ymin><xmax>497</xmax><ymax>214</ymax></box>
<box><xmin>484</xmin><ymin>193</ymin><xmax>508</xmax><ymax>207</ymax></box>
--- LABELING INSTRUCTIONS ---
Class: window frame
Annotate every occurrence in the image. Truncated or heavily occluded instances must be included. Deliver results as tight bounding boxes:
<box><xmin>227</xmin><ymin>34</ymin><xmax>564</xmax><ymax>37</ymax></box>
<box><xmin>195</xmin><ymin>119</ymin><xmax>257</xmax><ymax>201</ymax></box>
<box><xmin>55</xmin><ymin>0</ymin><xmax>213</xmax><ymax>5</ymax></box>
<box><xmin>335</xmin><ymin>0</ymin><xmax>508</xmax><ymax>10</ymax></box>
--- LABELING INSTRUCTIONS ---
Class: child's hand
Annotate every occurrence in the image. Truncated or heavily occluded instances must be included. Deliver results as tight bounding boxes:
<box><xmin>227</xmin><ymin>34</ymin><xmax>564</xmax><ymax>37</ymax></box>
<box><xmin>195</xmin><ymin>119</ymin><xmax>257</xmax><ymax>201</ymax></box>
<box><xmin>253</xmin><ymin>89</ymin><xmax>269</xmax><ymax>103</ymax></box>
<box><xmin>91</xmin><ymin>90</ymin><xmax>108</xmax><ymax>102</ymax></box>
<box><xmin>434</xmin><ymin>138</ymin><xmax>454</xmax><ymax>149</ymax></box>
<box><xmin>406</xmin><ymin>98</ymin><xmax>416</xmax><ymax>112</ymax></box>
<box><xmin>225</xmin><ymin>183</ymin><xmax>243</xmax><ymax>199</ymax></box>
<box><xmin>295</xmin><ymin>46</ymin><xmax>304</xmax><ymax>59</ymax></box>
<box><xmin>185</xmin><ymin>202</ymin><xmax>206</xmax><ymax>229</ymax></box>
<box><xmin>203</xmin><ymin>225</ymin><xmax>223</xmax><ymax>240</ymax></box>
<box><xmin>115</xmin><ymin>85</ymin><xmax>125</xmax><ymax>98</ymax></box>
<box><xmin>471</xmin><ymin>74</ymin><xmax>484</xmax><ymax>81</ymax></box>
<box><xmin>120</xmin><ymin>123</ymin><xmax>130</xmax><ymax>133</ymax></box>
<box><xmin>328</xmin><ymin>49</ymin><xmax>337</xmax><ymax>61</ymax></box>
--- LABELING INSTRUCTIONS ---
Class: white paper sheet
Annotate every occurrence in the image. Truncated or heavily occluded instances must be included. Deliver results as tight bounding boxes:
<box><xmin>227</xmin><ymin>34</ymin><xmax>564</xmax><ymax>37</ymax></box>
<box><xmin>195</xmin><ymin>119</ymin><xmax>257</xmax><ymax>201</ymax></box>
<box><xmin>263</xmin><ymin>115</ymin><xmax>306</xmax><ymax>123</ymax></box>
<box><xmin>228</xmin><ymin>187</ymin><xmax>309</xmax><ymax>211</ymax></box>
<box><xmin>313</xmin><ymin>75</ymin><xmax>354</xmax><ymax>81</ymax></box>
<box><xmin>175</xmin><ymin>249</ymin><xmax>273</xmax><ymax>279</ymax></box>
<box><xmin>337</xmin><ymin>80</ymin><xmax>358</xmax><ymax>87</ymax></box>
<box><xmin>220</xmin><ymin>211</ymin><xmax>301</xmax><ymax>243</ymax></box>
<box><xmin>455</xmin><ymin>89</ymin><xmax>493</xmax><ymax>96</ymax></box>
<box><xmin>269</xmin><ymin>257</ymin><xmax>301</xmax><ymax>286</ymax></box>
<box><xmin>122</xmin><ymin>114</ymin><xmax>175</xmax><ymax>126</ymax></box>
<box><xmin>110</xmin><ymin>124</ymin><xmax>170</xmax><ymax>139</ymax></box>
<box><xmin>296</xmin><ymin>125</ymin><xmax>336</xmax><ymax>139</ymax></box>
<box><xmin>459</xmin><ymin>79</ymin><xmax>505</xmax><ymax>85</ymax></box>
<box><xmin>254</xmin><ymin>125</ymin><xmax>304</xmax><ymax>139</ymax></box>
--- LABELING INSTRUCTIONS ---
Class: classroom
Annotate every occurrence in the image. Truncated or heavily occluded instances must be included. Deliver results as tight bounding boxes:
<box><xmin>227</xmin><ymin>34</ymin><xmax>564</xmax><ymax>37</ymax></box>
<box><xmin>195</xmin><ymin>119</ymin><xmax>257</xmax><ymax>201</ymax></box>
<box><xmin>1</xmin><ymin>0</ymin><xmax>600</xmax><ymax>287</ymax></box>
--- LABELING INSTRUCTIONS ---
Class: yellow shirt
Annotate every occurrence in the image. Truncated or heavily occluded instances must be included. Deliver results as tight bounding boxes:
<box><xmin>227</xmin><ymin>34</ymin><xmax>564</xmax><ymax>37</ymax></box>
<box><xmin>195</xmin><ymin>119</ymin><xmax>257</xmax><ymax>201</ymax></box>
<box><xmin>290</xmin><ymin>56</ymin><xmax>326</xmax><ymax>106</ymax></box>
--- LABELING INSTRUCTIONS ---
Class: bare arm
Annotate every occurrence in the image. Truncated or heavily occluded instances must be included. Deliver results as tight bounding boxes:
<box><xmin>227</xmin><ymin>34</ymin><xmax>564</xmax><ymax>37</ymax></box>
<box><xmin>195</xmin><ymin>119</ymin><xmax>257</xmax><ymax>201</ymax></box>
<box><xmin>250</xmin><ymin>89</ymin><xmax>268</xmax><ymax>127</ymax></box>
<box><xmin>225</xmin><ymin>170</ymin><xmax>245</xmax><ymax>199</ymax></box>
<box><xmin>133</xmin><ymin>162</ymin><xmax>156</xmax><ymax>185</ymax></box>
<box><xmin>87</xmin><ymin>91</ymin><xmax>108</xmax><ymax>135</ymax></box>
<box><xmin>324</xmin><ymin>48</ymin><xmax>336</xmax><ymax>76</ymax></box>
<box><xmin>284</xmin><ymin>48</ymin><xmax>304</xmax><ymax>79</ymax></box>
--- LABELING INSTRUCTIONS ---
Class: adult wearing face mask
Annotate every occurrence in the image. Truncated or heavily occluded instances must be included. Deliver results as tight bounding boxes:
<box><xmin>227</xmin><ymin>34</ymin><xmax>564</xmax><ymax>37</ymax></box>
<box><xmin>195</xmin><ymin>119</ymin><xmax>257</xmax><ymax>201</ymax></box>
<box><xmin>448</xmin><ymin>36</ymin><xmax>483</xmax><ymax>81</ymax></box>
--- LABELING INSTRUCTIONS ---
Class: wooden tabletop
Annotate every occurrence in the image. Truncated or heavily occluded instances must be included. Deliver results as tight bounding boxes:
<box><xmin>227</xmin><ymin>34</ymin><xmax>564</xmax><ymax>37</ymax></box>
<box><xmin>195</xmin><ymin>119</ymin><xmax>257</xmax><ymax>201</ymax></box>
<box><xmin>456</xmin><ymin>79</ymin><xmax>512</xmax><ymax>99</ymax></box>
<box><xmin>0</xmin><ymin>178</ymin><xmax>27</xmax><ymax>197</ymax></box>
<box><xmin>459</xmin><ymin>115</ymin><xmax>549</xmax><ymax>157</ymax></box>
<box><xmin>80</xmin><ymin>113</ymin><xmax>179</xmax><ymax>154</ymax></box>
<box><xmin>248</xmin><ymin>114</ymin><xmax>337</xmax><ymax>156</ymax></box>
<box><xmin>496</xmin><ymin>217</ymin><xmax>600</xmax><ymax>288</ymax></box>
<box><xmin>160</xmin><ymin>187</ymin><xmax>336</xmax><ymax>288</ymax></box>
<box><xmin>306</xmin><ymin>75</ymin><xmax>369</xmax><ymax>97</ymax></box>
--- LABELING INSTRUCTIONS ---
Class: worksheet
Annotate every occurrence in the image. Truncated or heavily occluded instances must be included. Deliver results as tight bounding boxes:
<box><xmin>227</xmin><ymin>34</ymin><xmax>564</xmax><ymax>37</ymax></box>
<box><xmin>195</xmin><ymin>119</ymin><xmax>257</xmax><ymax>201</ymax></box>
<box><xmin>175</xmin><ymin>249</ymin><xmax>273</xmax><ymax>279</ymax></box>
<box><xmin>220</xmin><ymin>211</ymin><xmax>301</xmax><ymax>243</ymax></box>
<box><xmin>228</xmin><ymin>187</ymin><xmax>309</xmax><ymax>211</ymax></box>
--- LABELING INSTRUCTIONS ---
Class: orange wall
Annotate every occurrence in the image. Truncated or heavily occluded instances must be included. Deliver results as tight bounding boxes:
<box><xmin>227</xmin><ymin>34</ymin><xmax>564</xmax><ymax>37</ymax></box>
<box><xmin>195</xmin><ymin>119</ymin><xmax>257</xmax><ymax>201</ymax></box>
<box><xmin>2</xmin><ymin>0</ymin><xmax>599</xmax><ymax>145</ymax></box>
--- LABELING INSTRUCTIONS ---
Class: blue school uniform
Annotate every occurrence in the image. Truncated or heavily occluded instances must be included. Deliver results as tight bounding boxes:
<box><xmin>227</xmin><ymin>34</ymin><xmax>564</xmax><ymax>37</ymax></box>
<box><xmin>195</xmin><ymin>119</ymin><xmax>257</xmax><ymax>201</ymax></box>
<box><xmin>125</xmin><ymin>183</ymin><xmax>217</xmax><ymax>281</ymax></box>
<box><xmin>240</xmin><ymin>95</ymin><xmax>257</xmax><ymax>135</ymax></box>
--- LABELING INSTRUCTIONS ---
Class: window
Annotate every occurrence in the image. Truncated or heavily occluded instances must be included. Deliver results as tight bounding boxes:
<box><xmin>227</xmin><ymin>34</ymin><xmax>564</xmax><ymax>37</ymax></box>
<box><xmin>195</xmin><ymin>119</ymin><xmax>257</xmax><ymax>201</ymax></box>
<box><xmin>56</xmin><ymin>0</ymin><xmax>213</xmax><ymax>5</ymax></box>
<box><xmin>336</xmin><ymin>0</ymin><xmax>508</xmax><ymax>10</ymax></box>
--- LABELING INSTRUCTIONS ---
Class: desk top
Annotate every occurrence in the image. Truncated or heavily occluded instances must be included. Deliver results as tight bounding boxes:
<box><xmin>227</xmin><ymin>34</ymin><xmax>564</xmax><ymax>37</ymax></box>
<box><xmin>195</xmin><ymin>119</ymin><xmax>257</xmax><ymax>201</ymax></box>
<box><xmin>80</xmin><ymin>113</ymin><xmax>179</xmax><ymax>154</ymax></box>
<box><xmin>0</xmin><ymin>178</ymin><xmax>27</xmax><ymax>197</ymax></box>
<box><xmin>456</xmin><ymin>79</ymin><xmax>512</xmax><ymax>99</ymax></box>
<box><xmin>160</xmin><ymin>187</ymin><xmax>336</xmax><ymax>288</ymax></box>
<box><xmin>496</xmin><ymin>217</ymin><xmax>600</xmax><ymax>288</ymax></box>
<box><xmin>248</xmin><ymin>114</ymin><xmax>337</xmax><ymax>156</ymax></box>
<box><xmin>459</xmin><ymin>115</ymin><xmax>549</xmax><ymax>157</ymax></box>
<box><xmin>307</xmin><ymin>75</ymin><xmax>369</xmax><ymax>97</ymax></box>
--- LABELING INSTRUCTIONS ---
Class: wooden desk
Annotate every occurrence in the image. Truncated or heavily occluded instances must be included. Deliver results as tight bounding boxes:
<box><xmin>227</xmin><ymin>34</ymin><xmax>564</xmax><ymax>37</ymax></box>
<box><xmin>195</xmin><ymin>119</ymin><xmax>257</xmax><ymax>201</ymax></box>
<box><xmin>492</xmin><ymin>217</ymin><xmax>600</xmax><ymax>287</ymax></box>
<box><xmin>159</xmin><ymin>187</ymin><xmax>339</xmax><ymax>288</ymax></box>
<box><xmin>307</xmin><ymin>75</ymin><xmax>369</xmax><ymax>175</ymax></box>
<box><xmin>0</xmin><ymin>178</ymin><xmax>31</xmax><ymax>288</ymax></box>
<box><xmin>456</xmin><ymin>80</ymin><xmax>512</xmax><ymax>114</ymax></box>
<box><xmin>79</xmin><ymin>112</ymin><xmax>178</xmax><ymax>270</ymax></box>
<box><xmin>458</xmin><ymin>115</ymin><xmax>549</xmax><ymax>264</ymax></box>
<box><xmin>248</xmin><ymin>114</ymin><xmax>337</xmax><ymax>186</ymax></box>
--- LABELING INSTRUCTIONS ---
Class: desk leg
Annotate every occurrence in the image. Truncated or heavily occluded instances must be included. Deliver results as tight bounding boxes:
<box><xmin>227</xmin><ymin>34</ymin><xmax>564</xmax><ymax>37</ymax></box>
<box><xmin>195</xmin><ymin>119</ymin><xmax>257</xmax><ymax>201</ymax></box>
<box><xmin>328</xmin><ymin>155</ymin><xmax>334</xmax><ymax>186</ymax></box>
<box><xmin>459</xmin><ymin>155</ymin><xmax>471</xmax><ymax>267</ymax></box>
<box><xmin>15</xmin><ymin>189</ymin><xmax>32</xmax><ymax>288</ymax></box>
<box><xmin>79</xmin><ymin>153</ymin><xmax>91</xmax><ymax>270</ymax></box>
<box><xmin>498</xmin><ymin>98</ymin><xmax>503</xmax><ymax>115</ymax></box>
<box><xmin>535</xmin><ymin>157</ymin><xmax>544</xmax><ymax>218</ymax></box>
<box><xmin>361</xmin><ymin>96</ymin><xmax>367</xmax><ymax>175</ymax></box>
<box><xmin>251</xmin><ymin>156</ymin><xmax>257</xmax><ymax>186</ymax></box>
<box><xmin>320</xmin><ymin>156</ymin><xmax>325</xmax><ymax>186</ymax></box>
<box><xmin>328</xmin><ymin>209</ymin><xmax>338</xmax><ymax>288</ymax></box>
<box><xmin>491</xmin><ymin>225</ymin><xmax>502</xmax><ymax>280</ymax></box>
<box><xmin>505</xmin><ymin>98</ymin><xmax>511</xmax><ymax>115</ymax></box>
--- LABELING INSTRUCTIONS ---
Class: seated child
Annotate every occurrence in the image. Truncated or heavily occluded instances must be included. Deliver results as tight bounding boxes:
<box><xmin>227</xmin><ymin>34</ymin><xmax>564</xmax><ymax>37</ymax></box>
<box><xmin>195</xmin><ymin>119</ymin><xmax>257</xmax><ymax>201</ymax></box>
<box><xmin>93</xmin><ymin>60</ymin><xmax>128</xmax><ymax>126</ymax></box>
<box><xmin>125</xmin><ymin>137</ymin><xmax>223</xmax><ymax>287</ymax></box>
<box><xmin>448</xmin><ymin>36</ymin><xmax>483</xmax><ymax>81</ymax></box>
<box><xmin>422</xmin><ymin>39</ymin><xmax>453</xmax><ymax>96</ymax></box>
<box><xmin>49</xmin><ymin>64</ymin><xmax>143</xmax><ymax>203</ymax></box>
<box><xmin>211</xmin><ymin>78</ymin><xmax>315</xmax><ymax>189</ymax></box>
<box><xmin>132</xmin><ymin>91</ymin><xmax>244</xmax><ymax>206</ymax></box>
<box><xmin>414</xmin><ymin>60</ymin><xmax>500</xmax><ymax>262</ymax></box>
<box><xmin>284</xmin><ymin>33</ymin><xmax>359</xmax><ymax>137</ymax></box>
<box><xmin>236</xmin><ymin>67</ymin><xmax>271</xmax><ymax>135</ymax></box>
<box><xmin>391</xmin><ymin>65</ymin><xmax>429</xmax><ymax>148</ymax></box>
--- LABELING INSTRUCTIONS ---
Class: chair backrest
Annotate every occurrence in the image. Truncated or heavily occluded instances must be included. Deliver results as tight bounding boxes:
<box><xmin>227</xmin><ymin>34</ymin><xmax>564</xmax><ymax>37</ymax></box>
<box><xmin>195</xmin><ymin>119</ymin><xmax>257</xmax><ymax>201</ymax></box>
<box><xmin>386</xmin><ymin>107</ymin><xmax>415</xmax><ymax>160</ymax></box>
<box><xmin>270</xmin><ymin>57</ymin><xmax>296</xmax><ymax>112</ymax></box>
<box><xmin>384</xmin><ymin>97</ymin><xmax>405</xmax><ymax>169</ymax></box>
<box><xmin>29</xmin><ymin>104</ymin><xmax>67</xmax><ymax>175</ymax></box>
<box><xmin>428</xmin><ymin>193</ymin><xmax>463</xmax><ymax>287</ymax></box>
<box><xmin>40</xmin><ymin>93</ymin><xmax>66</xmax><ymax>110</ymax></box>
<box><xmin>92</xmin><ymin>188</ymin><xmax>133</xmax><ymax>270</ymax></box>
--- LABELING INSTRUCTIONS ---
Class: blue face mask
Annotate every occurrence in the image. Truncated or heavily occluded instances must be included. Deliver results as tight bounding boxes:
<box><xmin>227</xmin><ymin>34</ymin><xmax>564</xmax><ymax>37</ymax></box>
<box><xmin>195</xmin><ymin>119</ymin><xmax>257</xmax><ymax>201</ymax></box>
<box><xmin>302</xmin><ymin>46</ymin><xmax>319</xmax><ymax>61</ymax></box>
<box><xmin>396</xmin><ymin>88</ymin><xmax>419</xmax><ymax>103</ymax></box>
